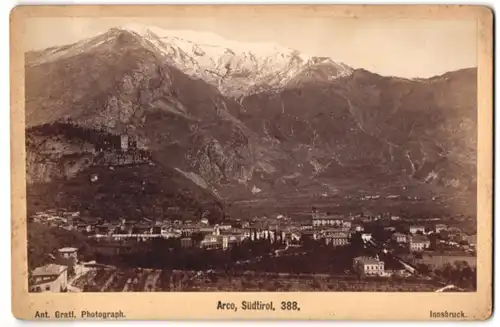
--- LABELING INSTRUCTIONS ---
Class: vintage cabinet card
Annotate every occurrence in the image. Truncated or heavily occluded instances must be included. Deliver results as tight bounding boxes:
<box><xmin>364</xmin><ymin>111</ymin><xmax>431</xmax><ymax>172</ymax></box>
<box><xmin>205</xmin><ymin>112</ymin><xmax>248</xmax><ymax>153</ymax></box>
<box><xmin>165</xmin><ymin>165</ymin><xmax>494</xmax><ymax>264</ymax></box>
<box><xmin>10</xmin><ymin>4</ymin><xmax>493</xmax><ymax>321</ymax></box>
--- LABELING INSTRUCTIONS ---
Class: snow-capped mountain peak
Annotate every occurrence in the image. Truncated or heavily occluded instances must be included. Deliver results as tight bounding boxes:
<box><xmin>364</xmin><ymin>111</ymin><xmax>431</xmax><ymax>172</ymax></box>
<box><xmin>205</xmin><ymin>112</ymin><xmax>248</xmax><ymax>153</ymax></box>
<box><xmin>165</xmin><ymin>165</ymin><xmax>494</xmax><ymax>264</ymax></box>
<box><xmin>120</xmin><ymin>24</ymin><xmax>300</xmax><ymax>57</ymax></box>
<box><xmin>115</xmin><ymin>24</ymin><xmax>353</xmax><ymax>96</ymax></box>
<box><xmin>28</xmin><ymin>24</ymin><xmax>353</xmax><ymax>97</ymax></box>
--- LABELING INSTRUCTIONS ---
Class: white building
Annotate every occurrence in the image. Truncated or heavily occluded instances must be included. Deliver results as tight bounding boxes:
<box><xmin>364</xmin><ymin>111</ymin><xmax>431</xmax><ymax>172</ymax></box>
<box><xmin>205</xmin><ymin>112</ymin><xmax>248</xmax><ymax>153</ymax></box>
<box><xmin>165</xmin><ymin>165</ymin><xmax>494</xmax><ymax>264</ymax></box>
<box><xmin>352</xmin><ymin>224</ymin><xmax>364</xmax><ymax>232</ymax></box>
<box><xmin>435</xmin><ymin>224</ymin><xmax>447</xmax><ymax>233</ymax></box>
<box><xmin>323</xmin><ymin>232</ymin><xmax>350</xmax><ymax>247</ymax></box>
<box><xmin>218</xmin><ymin>224</ymin><xmax>232</xmax><ymax>231</ymax></box>
<box><xmin>200</xmin><ymin>235</ymin><xmax>228</xmax><ymax>250</ymax></box>
<box><xmin>311</xmin><ymin>209</ymin><xmax>344</xmax><ymax>227</ymax></box>
<box><xmin>392</xmin><ymin>232</ymin><xmax>408</xmax><ymax>243</ymax></box>
<box><xmin>120</xmin><ymin>134</ymin><xmax>129</xmax><ymax>151</ymax></box>
<box><xmin>58</xmin><ymin>247</ymin><xmax>78</xmax><ymax>259</ymax></box>
<box><xmin>30</xmin><ymin>264</ymin><xmax>68</xmax><ymax>293</ymax></box>
<box><xmin>353</xmin><ymin>256</ymin><xmax>385</xmax><ymax>276</ymax></box>
<box><xmin>409</xmin><ymin>235</ymin><xmax>431</xmax><ymax>252</ymax></box>
<box><xmin>361</xmin><ymin>233</ymin><xmax>372</xmax><ymax>242</ymax></box>
<box><xmin>342</xmin><ymin>221</ymin><xmax>352</xmax><ymax>229</ymax></box>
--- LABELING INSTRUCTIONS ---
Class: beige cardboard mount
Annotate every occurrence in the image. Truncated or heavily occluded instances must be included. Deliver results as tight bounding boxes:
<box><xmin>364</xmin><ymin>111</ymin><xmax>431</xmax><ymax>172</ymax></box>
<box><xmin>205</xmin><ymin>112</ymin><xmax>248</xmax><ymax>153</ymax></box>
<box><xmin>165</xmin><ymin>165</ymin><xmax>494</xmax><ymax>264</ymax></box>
<box><xmin>10</xmin><ymin>5</ymin><xmax>493</xmax><ymax>321</ymax></box>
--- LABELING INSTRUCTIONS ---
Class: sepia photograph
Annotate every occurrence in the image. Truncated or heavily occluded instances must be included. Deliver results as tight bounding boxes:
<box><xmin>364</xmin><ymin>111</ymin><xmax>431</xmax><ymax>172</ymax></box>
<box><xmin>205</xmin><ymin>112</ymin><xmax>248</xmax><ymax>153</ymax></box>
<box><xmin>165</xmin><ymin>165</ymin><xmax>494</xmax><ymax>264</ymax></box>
<box><xmin>11</xmin><ymin>4</ymin><xmax>493</xmax><ymax>321</ymax></box>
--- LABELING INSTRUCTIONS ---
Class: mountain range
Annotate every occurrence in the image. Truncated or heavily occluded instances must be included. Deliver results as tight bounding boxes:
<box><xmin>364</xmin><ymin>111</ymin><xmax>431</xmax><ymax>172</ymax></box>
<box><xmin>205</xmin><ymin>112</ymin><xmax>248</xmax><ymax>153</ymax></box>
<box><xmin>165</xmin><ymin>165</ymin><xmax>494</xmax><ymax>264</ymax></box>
<box><xmin>24</xmin><ymin>25</ymin><xmax>477</xmax><ymax>221</ymax></box>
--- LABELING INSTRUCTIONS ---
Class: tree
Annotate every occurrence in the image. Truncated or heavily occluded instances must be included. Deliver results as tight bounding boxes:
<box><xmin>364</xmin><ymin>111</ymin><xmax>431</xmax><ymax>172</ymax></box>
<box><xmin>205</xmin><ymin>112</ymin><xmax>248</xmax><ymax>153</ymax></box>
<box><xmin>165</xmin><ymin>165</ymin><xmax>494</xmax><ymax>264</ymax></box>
<box><xmin>437</xmin><ymin>263</ymin><xmax>454</xmax><ymax>281</ymax></box>
<box><xmin>311</xmin><ymin>279</ymin><xmax>321</xmax><ymax>290</ymax></box>
<box><xmin>453</xmin><ymin>260</ymin><xmax>468</xmax><ymax>270</ymax></box>
<box><xmin>440</xmin><ymin>231</ymin><xmax>450</xmax><ymax>240</ymax></box>
<box><xmin>191</xmin><ymin>232</ymin><xmax>205</xmax><ymax>245</ymax></box>
<box><xmin>349</xmin><ymin>232</ymin><xmax>364</xmax><ymax>252</ymax></box>
<box><xmin>209</xmin><ymin>274</ymin><xmax>219</xmax><ymax>284</ymax></box>
<box><xmin>416</xmin><ymin>263</ymin><xmax>431</xmax><ymax>275</ymax></box>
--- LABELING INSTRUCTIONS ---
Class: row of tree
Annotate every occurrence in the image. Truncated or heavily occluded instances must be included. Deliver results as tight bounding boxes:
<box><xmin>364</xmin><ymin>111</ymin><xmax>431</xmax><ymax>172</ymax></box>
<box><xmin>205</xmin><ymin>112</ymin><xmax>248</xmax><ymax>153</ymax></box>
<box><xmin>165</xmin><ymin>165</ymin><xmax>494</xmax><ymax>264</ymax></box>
<box><xmin>91</xmin><ymin>238</ymin><xmax>282</xmax><ymax>271</ymax></box>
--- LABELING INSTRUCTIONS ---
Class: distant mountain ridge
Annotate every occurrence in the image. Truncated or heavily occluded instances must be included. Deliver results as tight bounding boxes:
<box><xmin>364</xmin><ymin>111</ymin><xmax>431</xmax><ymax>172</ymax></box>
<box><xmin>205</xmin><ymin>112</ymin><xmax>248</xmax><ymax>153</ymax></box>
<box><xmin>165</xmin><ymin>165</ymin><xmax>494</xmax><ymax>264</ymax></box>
<box><xmin>25</xmin><ymin>25</ymin><xmax>477</xmax><ymax>219</ymax></box>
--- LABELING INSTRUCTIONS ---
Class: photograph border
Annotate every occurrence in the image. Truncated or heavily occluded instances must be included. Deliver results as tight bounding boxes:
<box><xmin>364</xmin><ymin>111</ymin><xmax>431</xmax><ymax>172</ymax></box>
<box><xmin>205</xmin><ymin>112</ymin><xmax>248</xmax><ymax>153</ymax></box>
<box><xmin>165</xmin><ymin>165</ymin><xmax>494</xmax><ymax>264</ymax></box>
<box><xmin>10</xmin><ymin>4</ymin><xmax>493</xmax><ymax>321</ymax></box>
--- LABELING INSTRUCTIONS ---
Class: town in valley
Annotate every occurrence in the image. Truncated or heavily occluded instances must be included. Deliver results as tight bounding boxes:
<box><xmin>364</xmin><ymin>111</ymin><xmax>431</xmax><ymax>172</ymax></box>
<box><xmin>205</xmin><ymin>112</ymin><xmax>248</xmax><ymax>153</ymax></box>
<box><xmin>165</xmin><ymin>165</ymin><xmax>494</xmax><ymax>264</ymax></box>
<box><xmin>28</xmin><ymin>171</ymin><xmax>477</xmax><ymax>293</ymax></box>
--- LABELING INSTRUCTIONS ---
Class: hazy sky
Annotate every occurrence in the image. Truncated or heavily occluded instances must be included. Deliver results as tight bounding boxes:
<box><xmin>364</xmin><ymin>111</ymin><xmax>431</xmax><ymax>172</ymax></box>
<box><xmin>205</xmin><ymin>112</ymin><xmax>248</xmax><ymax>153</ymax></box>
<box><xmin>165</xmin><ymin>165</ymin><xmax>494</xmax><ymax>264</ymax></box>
<box><xmin>24</xmin><ymin>17</ymin><xmax>477</xmax><ymax>78</ymax></box>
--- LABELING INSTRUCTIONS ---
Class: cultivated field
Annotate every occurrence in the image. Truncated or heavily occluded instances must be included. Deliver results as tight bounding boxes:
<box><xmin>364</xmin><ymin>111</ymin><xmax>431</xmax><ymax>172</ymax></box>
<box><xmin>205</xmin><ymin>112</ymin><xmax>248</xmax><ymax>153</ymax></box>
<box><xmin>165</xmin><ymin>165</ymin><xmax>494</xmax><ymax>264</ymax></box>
<box><xmin>72</xmin><ymin>268</ymin><xmax>442</xmax><ymax>292</ymax></box>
